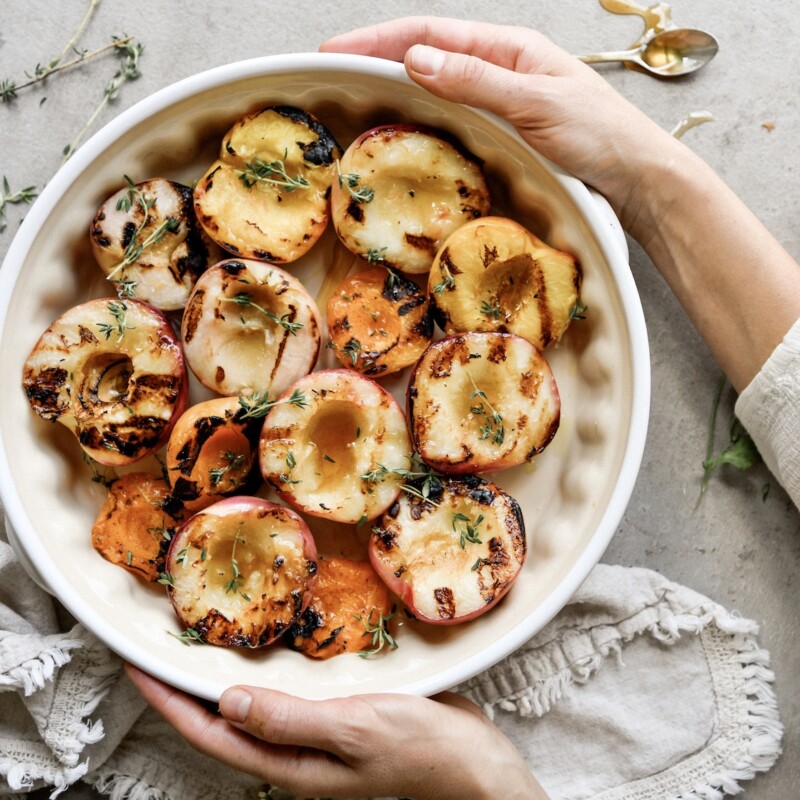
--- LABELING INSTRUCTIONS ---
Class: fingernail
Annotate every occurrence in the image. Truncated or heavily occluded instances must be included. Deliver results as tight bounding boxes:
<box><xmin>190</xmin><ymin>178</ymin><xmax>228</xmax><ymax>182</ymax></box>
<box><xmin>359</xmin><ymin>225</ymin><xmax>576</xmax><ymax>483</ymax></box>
<box><xmin>409</xmin><ymin>45</ymin><xmax>446</xmax><ymax>76</ymax></box>
<box><xmin>220</xmin><ymin>687</ymin><xmax>252</xmax><ymax>723</ymax></box>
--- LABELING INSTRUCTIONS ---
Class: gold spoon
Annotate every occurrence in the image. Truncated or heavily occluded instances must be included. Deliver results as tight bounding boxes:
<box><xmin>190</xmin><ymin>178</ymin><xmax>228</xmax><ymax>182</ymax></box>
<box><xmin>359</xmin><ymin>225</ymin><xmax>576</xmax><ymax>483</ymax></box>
<box><xmin>579</xmin><ymin>28</ymin><xmax>719</xmax><ymax>77</ymax></box>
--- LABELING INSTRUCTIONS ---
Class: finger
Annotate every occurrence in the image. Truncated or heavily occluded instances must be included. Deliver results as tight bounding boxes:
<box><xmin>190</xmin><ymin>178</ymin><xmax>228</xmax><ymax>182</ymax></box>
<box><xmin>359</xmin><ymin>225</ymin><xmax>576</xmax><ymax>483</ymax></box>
<box><xmin>320</xmin><ymin>16</ymin><xmax>565</xmax><ymax>74</ymax></box>
<box><xmin>125</xmin><ymin>665</ymin><xmax>355</xmax><ymax>795</ymax></box>
<box><xmin>220</xmin><ymin>685</ymin><xmax>371</xmax><ymax>755</ymax></box>
<box><xmin>402</xmin><ymin>45</ymin><xmax>556</xmax><ymax>127</ymax></box>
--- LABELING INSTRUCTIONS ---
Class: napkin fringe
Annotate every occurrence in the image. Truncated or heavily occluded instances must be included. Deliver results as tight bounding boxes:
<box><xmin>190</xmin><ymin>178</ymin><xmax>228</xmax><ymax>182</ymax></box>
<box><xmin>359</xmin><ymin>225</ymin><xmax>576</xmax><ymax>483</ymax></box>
<box><xmin>1</xmin><ymin>757</ymin><xmax>88</xmax><ymax>797</ymax></box>
<box><xmin>0</xmin><ymin>640</ymin><xmax>82</xmax><ymax>696</ymax></box>
<box><xmin>92</xmin><ymin>772</ymin><xmax>170</xmax><ymax>800</ymax></box>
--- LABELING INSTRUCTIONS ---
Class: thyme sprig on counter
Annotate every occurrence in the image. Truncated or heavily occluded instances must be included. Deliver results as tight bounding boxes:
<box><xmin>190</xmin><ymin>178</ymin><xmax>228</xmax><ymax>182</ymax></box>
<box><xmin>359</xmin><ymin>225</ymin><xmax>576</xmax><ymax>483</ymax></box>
<box><xmin>1</xmin><ymin>36</ymin><xmax>135</xmax><ymax>104</ymax></box>
<box><xmin>0</xmin><ymin>177</ymin><xmax>37</xmax><ymax>233</ymax></box>
<box><xmin>62</xmin><ymin>36</ymin><xmax>144</xmax><ymax>162</ymax></box>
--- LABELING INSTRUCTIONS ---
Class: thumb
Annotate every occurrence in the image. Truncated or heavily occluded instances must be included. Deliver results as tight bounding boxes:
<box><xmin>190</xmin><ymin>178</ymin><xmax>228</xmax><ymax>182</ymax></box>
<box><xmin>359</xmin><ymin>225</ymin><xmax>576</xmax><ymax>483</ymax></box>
<box><xmin>404</xmin><ymin>44</ymin><xmax>534</xmax><ymax>121</ymax></box>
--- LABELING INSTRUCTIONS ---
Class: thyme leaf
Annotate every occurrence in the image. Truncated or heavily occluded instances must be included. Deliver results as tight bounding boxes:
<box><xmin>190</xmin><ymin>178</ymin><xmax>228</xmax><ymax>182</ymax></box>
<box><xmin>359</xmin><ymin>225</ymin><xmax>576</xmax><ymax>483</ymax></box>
<box><xmin>355</xmin><ymin>607</ymin><xmax>397</xmax><ymax>658</ymax></box>
<box><xmin>237</xmin><ymin>387</ymin><xmax>308</xmax><ymax>419</ymax></box>
<box><xmin>238</xmin><ymin>152</ymin><xmax>310</xmax><ymax>192</ymax></box>
<box><xmin>221</xmin><ymin>292</ymin><xmax>303</xmax><ymax>335</ymax></box>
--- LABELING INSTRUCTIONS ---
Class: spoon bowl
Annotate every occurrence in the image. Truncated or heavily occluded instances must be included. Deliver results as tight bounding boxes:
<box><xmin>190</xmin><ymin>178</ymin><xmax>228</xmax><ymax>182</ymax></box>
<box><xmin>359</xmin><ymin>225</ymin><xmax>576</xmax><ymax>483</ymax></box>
<box><xmin>580</xmin><ymin>28</ymin><xmax>719</xmax><ymax>77</ymax></box>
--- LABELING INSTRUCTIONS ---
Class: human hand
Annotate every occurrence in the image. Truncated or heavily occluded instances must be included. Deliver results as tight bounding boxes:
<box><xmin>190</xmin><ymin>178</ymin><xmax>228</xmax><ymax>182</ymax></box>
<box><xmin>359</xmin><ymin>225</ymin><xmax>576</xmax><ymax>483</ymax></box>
<box><xmin>125</xmin><ymin>664</ymin><xmax>548</xmax><ymax>800</ymax></box>
<box><xmin>320</xmin><ymin>16</ymin><xmax>680</xmax><ymax>232</ymax></box>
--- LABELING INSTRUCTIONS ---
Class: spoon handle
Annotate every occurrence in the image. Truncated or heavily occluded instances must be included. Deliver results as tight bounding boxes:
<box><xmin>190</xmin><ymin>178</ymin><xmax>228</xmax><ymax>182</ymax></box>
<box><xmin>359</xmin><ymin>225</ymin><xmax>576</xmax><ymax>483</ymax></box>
<box><xmin>578</xmin><ymin>47</ymin><xmax>642</xmax><ymax>65</ymax></box>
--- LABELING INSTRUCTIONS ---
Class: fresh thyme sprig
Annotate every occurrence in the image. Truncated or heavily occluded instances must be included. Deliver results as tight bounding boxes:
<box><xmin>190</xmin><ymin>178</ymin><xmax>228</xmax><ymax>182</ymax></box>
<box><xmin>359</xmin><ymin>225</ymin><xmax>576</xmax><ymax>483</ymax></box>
<box><xmin>224</xmin><ymin>529</ymin><xmax>251</xmax><ymax>599</ymax></box>
<box><xmin>221</xmin><ymin>292</ymin><xmax>304</xmax><ymax>335</ymax></box>
<box><xmin>96</xmin><ymin>300</ymin><xmax>134</xmax><ymax>342</ymax></box>
<box><xmin>432</xmin><ymin>263</ymin><xmax>455</xmax><ymax>294</ymax></box>
<box><xmin>105</xmin><ymin>176</ymin><xmax>180</xmax><ymax>285</ymax></box>
<box><xmin>62</xmin><ymin>36</ymin><xmax>144</xmax><ymax>162</ymax></box>
<box><xmin>452</xmin><ymin>512</ymin><xmax>484</xmax><ymax>549</ymax></box>
<box><xmin>169</xmin><ymin>627</ymin><xmax>205</xmax><ymax>646</ymax></box>
<box><xmin>80</xmin><ymin>450</ymin><xmax>116</xmax><ymax>487</ymax></box>
<box><xmin>0</xmin><ymin>177</ymin><xmax>37</xmax><ymax>233</ymax></box>
<box><xmin>569</xmin><ymin>300</ymin><xmax>588</xmax><ymax>321</ymax></box>
<box><xmin>355</xmin><ymin>607</ymin><xmax>397</xmax><ymax>658</ymax></box>
<box><xmin>366</xmin><ymin>246</ymin><xmax>387</xmax><ymax>263</ymax></box>
<box><xmin>336</xmin><ymin>160</ymin><xmax>375</xmax><ymax>203</ymax></box>
<box><xmin>480</xmin><ymin>299</ymin><xmax>502</xmax><ymax>320</ymax></box>
<box><xmin>2</xmin><ymin>35</ymin><xmax>135</xmax><ymax>104</ymax></box>
<box><xmin>237</xmin><ymin>387</ymin><xmax>308</xmax><ymax>419</ymax></box>
<box><xmin>467</xmin><ymin>373</ymin><xmax>504</xmax><ymax>445</ymax></box>
<box><xmin>209</xmin><ymin>450</ymin><xmax>246</xmax><ymax>489</ymax></box>
<box><xmin>237</xmin><ymin>152</ymin><xmax>310</xmax><ymax>192</ymax></box>
<box><xmin>342</xmin><ymin>338</ymin><xmax>362</xmax><ymax>365</ymax></box>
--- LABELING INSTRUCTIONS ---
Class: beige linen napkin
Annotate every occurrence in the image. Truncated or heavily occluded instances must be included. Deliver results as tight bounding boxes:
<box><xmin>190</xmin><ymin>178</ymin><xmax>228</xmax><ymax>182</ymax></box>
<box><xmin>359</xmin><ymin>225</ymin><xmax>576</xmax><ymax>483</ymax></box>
<box><xmin>0</xmin><ymin>520</ymin><xmax>782</xmax><ymax>800</ymax></box>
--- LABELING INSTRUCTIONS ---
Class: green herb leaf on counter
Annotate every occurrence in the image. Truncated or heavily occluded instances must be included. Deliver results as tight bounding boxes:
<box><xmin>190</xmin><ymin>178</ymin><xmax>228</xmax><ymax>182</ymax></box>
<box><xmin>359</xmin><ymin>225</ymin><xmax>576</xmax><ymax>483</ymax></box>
<box><xmin>698</xmin><ymin>375</ymin><xmax>763</xmax><ymax>502</ymax></box>
<box><xmin>0</xmin><ymin>177</ymin><xmax>37</xmax><ymax>233</ymax></box>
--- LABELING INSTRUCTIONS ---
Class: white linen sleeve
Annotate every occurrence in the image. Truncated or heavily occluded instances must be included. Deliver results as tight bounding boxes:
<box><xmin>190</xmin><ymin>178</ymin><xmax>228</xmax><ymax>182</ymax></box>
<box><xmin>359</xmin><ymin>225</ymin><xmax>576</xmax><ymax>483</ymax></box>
<box><xmin>735</xmin><ymin>317</ymin><xmax>800</xmax><ymax>510</ymax></box>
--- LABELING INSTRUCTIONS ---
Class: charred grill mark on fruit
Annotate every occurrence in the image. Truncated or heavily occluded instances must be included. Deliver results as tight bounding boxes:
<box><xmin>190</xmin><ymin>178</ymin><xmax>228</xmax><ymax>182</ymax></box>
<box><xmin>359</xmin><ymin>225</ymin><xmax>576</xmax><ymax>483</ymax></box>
<box><xmin>433</xmin><ymin>587</ymin><xmax>456</xmax><ymax>620</ymax></box>
<box><xmin>270</xmin><ymin>106</ymin><xmax>342</xmax><ymax>166</ymax></box>
<box><xmin>129</xmin><ymin>373</ymin><xmax>180</xmax><ymax>403</ymax></box>
<box><xmin>487</xmin><ymin>337</ymin><xmax>508</xmax><ymax>364</ymax></box>
<box><xmin>316</xmin><ymin>626</ymin><xmax>344</xmax><ymax>651</ymax></box>
<box><xmin>173</xmin><ymin>414</ymin><xmax>227</xmax><ymax>476</ymax></box>
<box><xmin>372</xmin><ymin>525</ymin><xmax>397</xmax><ymax>552</ymax></box>
<box><xmin>413</xmin><ymin>307</ymin><xmax>435</xmax><ymax>339</ymax></box>
<box><xmin>287</xmin><ymin>604</ymin><xmax>324</xmax><ymax>646</ymax></box>
<box><xmin>77</xmin><ymin>325</ymin><xmax>99</xmax><ymax>345</ymax></box>
<box><xmin>346</xmin><ymin>198</ymin><xmax>364</xmax><ymax>223</ymax></box>
<box><xmin>382</xmin><ymin>270</ymin><xmax>420</xmax><ymax>302</ymax></box>
<box><xmin>23</xmin><ymin>367</ymin><xmax>68</xmax><ymax>418</ymax></box>
<box><xmin>215</xmin><ymin>365</ymin><xmax>225</xmax><ymax>385</ymax></box>
<box><xmin>404</xmin><ymin>233</ymin><xmax>437</xmax><ymax>254</ymax></box>
<box><xmin>182</xmin><ymin>290</ymin><xmax>205</xmax><ymax>343</ymax></box>
<box><xmin>529</xmin><ymin>258</ymin><xmax>553</xmax><ymax>348</ymax></box>
<box><xmin>79</xmin><ymin>416</ymin><xmax>169</xmax><ymax>457</ymax></box>
<box><xmin>397</xmin><ymin>295</ymin><xmax>427</xmax><ymax>316</ymax></box>
<box><xmin>482</xmin><ymin>244</ymin><xmax>499</xmax><ymax>267</ymax></box>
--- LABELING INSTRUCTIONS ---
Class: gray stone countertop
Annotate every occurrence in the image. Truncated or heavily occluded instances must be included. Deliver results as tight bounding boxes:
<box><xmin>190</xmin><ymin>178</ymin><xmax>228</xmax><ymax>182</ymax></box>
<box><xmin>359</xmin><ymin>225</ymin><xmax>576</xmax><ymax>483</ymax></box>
<box><xmin>1</xmin><ymin>0</ymin><xmax>798</xmax><ymax>797</ymax></box>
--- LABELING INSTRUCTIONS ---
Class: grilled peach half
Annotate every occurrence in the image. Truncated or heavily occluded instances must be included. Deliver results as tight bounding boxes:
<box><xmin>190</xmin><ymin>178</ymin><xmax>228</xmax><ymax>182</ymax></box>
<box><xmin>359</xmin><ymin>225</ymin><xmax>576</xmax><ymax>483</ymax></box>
<box><xmin>181</xmin><ymin>259</ymin><xmax>321</xmax><ymax>397</ymax></box>
<box><xmin>165</xmin><ymin>497</ymin><xmax>318</xmax><ymax>647</ymax></box>
<box><xmin>429</xmin><ymin>216</ymin><xmax>581</xmax><ymax>350</ymax></box>
<box><xmin>370</xmin><ymin>476</ymin><xmax>525</xmax><ymax>624</ymax></box>
<box><xmin>22</xmin><ymin>298</ymin><xmax>188</xmax><ymax>466</ymax></box>
<box><xmin>331</xmin><ymin>125</ymin><xmax>490</xmax><ymax>274</ymax></box>
<box><xmin>90</xmin><ymin>177</ymin><xmax>220</xmax><ymax>310</ymax></box>
<box><xmin>286</xmin><ymin>557</ymin><xmax>394</xmax><ymax>659</ymax></box>
<box><xmin>326</xmin><ymin>268</ymin><xmax>433</xmax><ymax>377</ymax></box>
<box><xmin>194</xmin><ymin>105</ymin><xmax>342</xmax><ymax>263</ymax></box>
<box><xmin>165</xmin><ymin>396</ymin><xmax>262</xmax><ymax>510</ymax></box>
<box><xmin>91</xmin><ymin>473</ymin><xmax>184</xmax><ymax>582</ymax></box>
<box><xmin>408</xmin><ymin>332</ymin><xmax>560</xmax><ymax>474</ymax></box>
<box><xmin>259</xmin><ymin>370</ymin><xmax>411</xmax><ymax>524</ymax></box>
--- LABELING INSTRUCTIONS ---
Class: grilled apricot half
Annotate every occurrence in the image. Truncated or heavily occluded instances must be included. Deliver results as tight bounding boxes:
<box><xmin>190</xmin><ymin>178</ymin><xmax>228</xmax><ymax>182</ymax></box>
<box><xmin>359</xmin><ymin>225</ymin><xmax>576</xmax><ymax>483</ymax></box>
<box><xmin>22</xmin><ymin>298</ymin><xmax>188</xmax><ymax>466</ymax></box>
<box><xmin>408</xmin><ymin>332</ymin><xmax>560</xmax><ymax>474</ymax></box>
<box><xmin>331</xmin><ymin>125</ymin><xmax>490</xmax><ymax>274</ymax></box>
<box><xmin>259</xmin><ymin>370</ymin><xmax>411</xmax><ymax>524</ymax></box>
<box><xmin>165</xmin><ymin>396</ymin><xmax>262</xmax><ymax>511</ymax></box>
<box><xmin>165</xmin><ymin>497</ymin><xmax>318</xmax><ymax>648</ymax></box>
<box><xmin>286</xmin><ymin>557</ymin><xmax>394</xmax><ymax>659</ymax></box>
<box><xmin>90</xmin><ymin>177</ymin><xmax>220</xmax><ymax>310</ymax></box>
<box><xmin>194</xmin><ymin>105</ymin><xmax>342</xmax><ymax>263</ymax></box>
<box><xmin>181</xmin><ymin>259</ymin><xmax>321</xmax><ymax>397</ymax></box>
<box><xmin>326</xmin><ymin>268</ymin><xmax>433</xmax><ymax>377</ymax></box>
<box><xmin>370</xmin><ymin>476</ymin><xmax>525</xmax><ymax>624</ymax></box>
<box><xmin>429</xmin><ymin>216</ymin><xmax>581</xmax><ymax>350</ymax></box>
